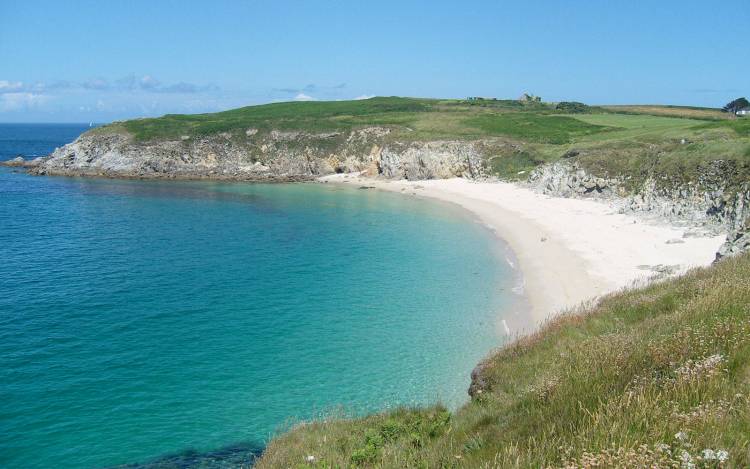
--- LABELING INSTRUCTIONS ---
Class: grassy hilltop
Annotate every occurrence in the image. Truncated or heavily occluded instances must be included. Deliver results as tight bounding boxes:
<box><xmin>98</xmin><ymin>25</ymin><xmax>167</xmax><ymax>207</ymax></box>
<box><xmin>103</xmin><ymin>96</ymin><xmax>750</xmax><ymax>188</ymax></box>
<box><xmin>257</xmin><ymin>253</ymin><xmax>750</xmax><ymax>468</ymax></box>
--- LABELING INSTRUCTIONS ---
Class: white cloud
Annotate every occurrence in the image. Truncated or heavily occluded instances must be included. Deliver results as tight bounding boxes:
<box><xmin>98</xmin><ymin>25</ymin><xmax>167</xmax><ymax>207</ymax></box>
<box><xmin>0</xmin><ymin>81</ymin><xmax>48</xmax><ymax>93</ymax></box>
<box><xmin>1</xmin><ymin>75</ymin><xmax>217</xmax><ymax>96</ymax></box>
<box><xmin>139</xmin><ymin>75</ymin><xmax>161</xmax><ymax>90</ymax></box>
<box><xmin>0</xmin><ymin>92</ymin><xmax>49</xmax><ymax>111</ymax></box>
<box><xmin>354</xmin><ymin>94</ymin><xmax>375</xmax><ymax>100</ymax></box>
<box><xmin>0</xmin><ymin>80</ymin><xmax>26</xmax><ymax>93</ymax></box>
<box><xmin>82</xmin><ymin>78</ymin><xmax>110</xmax><ymax>90</ymax></box>
<box><xmin>294</xmin><ymin>92</ymin><xmax>315</xmax><ymax>101</ymax></box>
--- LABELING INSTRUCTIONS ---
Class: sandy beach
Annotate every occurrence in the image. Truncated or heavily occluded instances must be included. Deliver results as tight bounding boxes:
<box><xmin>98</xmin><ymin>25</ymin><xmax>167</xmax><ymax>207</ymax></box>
<box><xmin>320</xmin><ymin>174</ymin><xmax>725</xmax><ymax>327</ymax></box>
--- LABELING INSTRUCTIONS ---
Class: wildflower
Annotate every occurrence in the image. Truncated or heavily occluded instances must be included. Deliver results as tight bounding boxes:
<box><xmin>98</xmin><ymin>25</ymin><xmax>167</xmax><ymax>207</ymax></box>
<box><xmin>702</xmin><ymin>449</ymin><xmax>716</xmax><ymax>460</ymax></box>
<box><xmin>716</xmin><ymin>450</ymin><xmax>729</xmax><ymax>462</ymax></box>
<box><xmin>675</xmin><ymin>431</ymin><xmax>687</xmax><ymax>441</ymax></box>
<box><xmin>306</xmin><ymin>455</ymin><xmax>315</xmax><ymax>463</ymax></box>
<box><xmin>680</xmin><ymin>450</ymin><xmax>695</xmax><ymax>468</ymax></box>
<box><xmin>675</xmin><ymin>354</ymin><xmax>725</xmax><ymax>381</ymax></box>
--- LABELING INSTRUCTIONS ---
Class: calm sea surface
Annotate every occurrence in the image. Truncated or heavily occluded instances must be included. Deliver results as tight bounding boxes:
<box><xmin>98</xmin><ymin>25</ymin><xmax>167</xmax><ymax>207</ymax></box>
<box><xmin>0</xmin><ymin>124</ymin><xmax>520</xmax><ymax>468</ymax></box>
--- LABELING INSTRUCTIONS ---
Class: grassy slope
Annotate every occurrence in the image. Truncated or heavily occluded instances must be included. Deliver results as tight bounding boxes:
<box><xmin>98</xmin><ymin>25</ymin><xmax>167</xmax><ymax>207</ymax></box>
<box><xmin>116</xmin><ymin>97</ymin><xmax>608</xmax><ymax>144</ymax></box>
<box><xmin>106</xmin><ymin>97</ymin><xmax>750</xmax><ymax>188</ymax></box>
<box><xmin>600</xmin><ymin>105</ymin><xmax>729</xmax><ymax>121</ymax></box>
<box><xmin>532</xmin><ymin>113</ymin><xmax>750</xmax><ymax>190</ymax></box>
<box><xmin>257</xmin><ymin>253</ymin><xmax>750</xmax><ymax>468</ymax></box>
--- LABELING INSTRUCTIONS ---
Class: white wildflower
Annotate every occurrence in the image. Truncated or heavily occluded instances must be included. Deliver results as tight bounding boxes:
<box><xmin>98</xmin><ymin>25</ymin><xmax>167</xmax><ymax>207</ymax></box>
<box><xmin>675</xmin><ymin>431</ymin><xmax>687</xmax><ymax>441</ymax></box>
<box><xmin>702</xmin><ymin>448</ymin><xmax>716</xmax><ymax>460</ymax></box>
<box><xmin>716</xmin><ymin>450</ymin><xmax>729</xmax><ymax>462</ymax></box>
<box><xmin>306</xmin><ymin>455</ymin><xmax>315</xmax><ymax>462</ymax></box>
<box><xmin>675</xmin><ymin>354</ymin><xmax>725</xmax><ymax>380</ymax></box>
<box><xmin>680</xmin><ymin>450</ymin><xmax>695</xmax><ymax>468</ymax></box>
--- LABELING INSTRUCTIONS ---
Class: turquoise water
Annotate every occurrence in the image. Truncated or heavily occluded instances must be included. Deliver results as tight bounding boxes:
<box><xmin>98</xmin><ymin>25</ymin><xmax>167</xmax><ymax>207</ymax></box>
<box><xmin>0</xmin><ymin>127</ymin><xmax>519</xmax><ymax>468</ymax></box>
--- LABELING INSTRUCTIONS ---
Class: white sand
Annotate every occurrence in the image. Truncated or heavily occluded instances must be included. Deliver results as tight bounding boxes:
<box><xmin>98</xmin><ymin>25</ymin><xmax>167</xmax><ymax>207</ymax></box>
<box><xmin>320</xmin><ymin>174</ymin><xmax>725</xmax><ymax>326</ymax></box>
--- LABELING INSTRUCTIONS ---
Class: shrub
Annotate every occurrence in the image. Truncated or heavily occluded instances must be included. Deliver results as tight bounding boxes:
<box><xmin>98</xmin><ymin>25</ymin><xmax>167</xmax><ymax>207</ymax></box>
<box><xmin>556</xmin><ymin>101</ymin><xmax>590</xmax><ymax>113</ymax></box>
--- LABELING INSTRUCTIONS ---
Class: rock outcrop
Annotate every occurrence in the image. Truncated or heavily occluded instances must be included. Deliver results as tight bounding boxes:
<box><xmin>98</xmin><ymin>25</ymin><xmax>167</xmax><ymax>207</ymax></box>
<box><xmin>377</xmin><ymin>141</ymin><xmax>484</xmax><ymax>180</ymax></box>
<box><xmin>1</xmin><ymin>156</ymin><xmax>44</xmax><ymax>168</ymax></box>
<box><xmin>468</xmin><ymin>359</ymin><xmax>492</xmax><ymax>398</ymax></box>
<box><xmin>527</xmin><ymin>161</ymin><xmax>621</xmax><ymax>198</ymax></box>
<box><xmin>527</xmin><ymin>161</ymin><xmax>750</xmax><ymax>260</ymax></box>
<box><xmin>716</xmin><ymin>190</ymin><xmax>750</xmax><ymax>260</ymax></box>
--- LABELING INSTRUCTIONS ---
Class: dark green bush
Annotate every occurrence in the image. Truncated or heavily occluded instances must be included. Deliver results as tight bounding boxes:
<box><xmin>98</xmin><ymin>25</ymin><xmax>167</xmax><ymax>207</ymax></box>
<box><xmin>556</xmin><ymin>101</ymin><xmax>590</xmax><ymax>113</ymax></box>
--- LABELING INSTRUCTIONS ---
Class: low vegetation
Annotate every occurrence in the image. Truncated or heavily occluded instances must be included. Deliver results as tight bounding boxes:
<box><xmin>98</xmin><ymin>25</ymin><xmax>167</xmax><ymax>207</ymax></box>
<box><xmin>118</xmin><ymin>97</ymin><xmax>433</xmax><ymax>140</ymax></box>
<box><xmin>599</xmin><ymin>105</ymin><xmax>728</xmax><ymax>121</ymax></box>
<box><xmin>257</xmin><ymin>253</ymin><xmax>750</xmax><ymax>468</ymax></box>
<box><xmin>463</xmin><ymin>113</ymin><xmax>608</xmax><ymax>144</ymax></box>
<box><xmin>555</xmin><ymin>101</ymin><xmax>590</xmax><ymax>114</ymax></box>
<box><xmin>117</xmin><ymin>96</ymin><xmax>596</xmax><ymax>142</ymax></box>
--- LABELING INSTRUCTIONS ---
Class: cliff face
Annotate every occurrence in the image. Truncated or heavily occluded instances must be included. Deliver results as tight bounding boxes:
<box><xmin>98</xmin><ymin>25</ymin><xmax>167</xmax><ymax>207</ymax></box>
<box><xmin>30</xmin><ymin>127</ymin><xmax>486</xmax><ymax>181</ymax></box>
<box><xmin>527</xmin><ymin>161</ymin><xmax>750</xmax><ymax>260</ymax></box>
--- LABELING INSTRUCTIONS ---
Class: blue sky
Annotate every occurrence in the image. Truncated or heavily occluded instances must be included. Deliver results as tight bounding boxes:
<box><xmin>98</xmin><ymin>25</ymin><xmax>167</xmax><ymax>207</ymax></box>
<box><xmin>0</xmin><ymin>0</ymin><xmax>747</xmax><ymax>122</ymax></box>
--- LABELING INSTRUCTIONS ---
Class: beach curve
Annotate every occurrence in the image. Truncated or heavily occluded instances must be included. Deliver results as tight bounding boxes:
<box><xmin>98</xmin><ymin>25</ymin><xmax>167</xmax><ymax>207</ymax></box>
<box><xmin>320</xmin><ymin>174</ymin><xmax>725</xmax><ymax>327</ymax></box>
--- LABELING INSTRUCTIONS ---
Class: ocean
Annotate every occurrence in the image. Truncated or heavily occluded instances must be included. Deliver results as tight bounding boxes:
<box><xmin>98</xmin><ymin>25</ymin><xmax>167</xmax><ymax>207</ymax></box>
<box><xmin>0</xmin><ymin>124</ymin><xmax>520</xmax><ymax>468</ymax></box>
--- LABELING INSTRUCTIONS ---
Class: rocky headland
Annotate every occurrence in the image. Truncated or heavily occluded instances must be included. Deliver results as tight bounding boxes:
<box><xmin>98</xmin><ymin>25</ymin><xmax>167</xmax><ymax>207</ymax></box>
<box><xmin>19</xmin><ymin>127</ymin><xmax>484</xmax><ymax>182</ymax></box>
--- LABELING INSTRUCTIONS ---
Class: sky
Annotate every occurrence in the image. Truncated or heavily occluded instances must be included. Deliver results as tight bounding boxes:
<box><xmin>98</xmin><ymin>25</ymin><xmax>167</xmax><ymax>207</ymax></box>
<box><xmin>0</xmin><ymin>0</ymin><xmax>747</xmax><ymax>123</ymax></box>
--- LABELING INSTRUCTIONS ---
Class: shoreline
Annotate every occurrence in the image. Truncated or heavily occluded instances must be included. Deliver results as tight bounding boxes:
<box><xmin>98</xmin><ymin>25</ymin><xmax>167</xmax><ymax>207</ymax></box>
<box><xmin>320</xmin><ymin>173</ymin><xmax>725</xmax><ymax>326</ymax></box>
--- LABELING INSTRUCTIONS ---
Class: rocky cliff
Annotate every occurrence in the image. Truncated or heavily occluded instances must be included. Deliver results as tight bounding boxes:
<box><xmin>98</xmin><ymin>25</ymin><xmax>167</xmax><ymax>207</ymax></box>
<box><xmin>527</xmin><ymin>161</ymin><xmax>750</xmax><ymax>260</ymax></box>
<box><xmin>27</xmin><ymin>127</ymin><xmax>486</xmax><ymax>181</ymax></box>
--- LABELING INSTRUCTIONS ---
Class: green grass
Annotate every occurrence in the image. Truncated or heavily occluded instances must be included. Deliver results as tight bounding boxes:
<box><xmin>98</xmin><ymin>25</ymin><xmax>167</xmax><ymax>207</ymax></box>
<box><xmin>257</xmin><ymin>253</ymin><xmax>750</xmax><ymax>468</ymax></box>
<box><xmin>121</xmin><ymin>97</ymin><xmax>434</xmax><ymax>140</ymax></box>
<box><xmin>600</xmin><ymin>105</ymin><xmax>729</xmax><ymax>121</ymax></box>
<box><xmin>697</xmin><ymin>118</ymin><xmax>750</xmax><ymax>137</ymax></box>
<box><xmin>114</xmin><ymin>97</ymin><xmax>616</xmax><ymax>143</ymax></box>
<box><xmin>524</xmin><ymin>113</ymin><xmax>750</xmax><ymax>190</ymax></box>
<box><xmin>487</xmin><ymin>151</ymin><xmax>544</xmax><ymax>178</ymax></box>
<box><xmin>569</xmin><ymin>113</ymin><xmax>700</xmax><ymax>139</ymax></box>
<box><xmin>463</xmin><ymin>114</ymin><xmax>611</xmax><ymax>144</ymax></box>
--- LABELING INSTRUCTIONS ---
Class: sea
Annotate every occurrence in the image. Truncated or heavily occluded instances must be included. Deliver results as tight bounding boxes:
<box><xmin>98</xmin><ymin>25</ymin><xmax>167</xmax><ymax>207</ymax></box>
<box><xmin>0</xmin><ymin>124</ymin><xmax>521</xmax><ymax>468</ymax></box>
